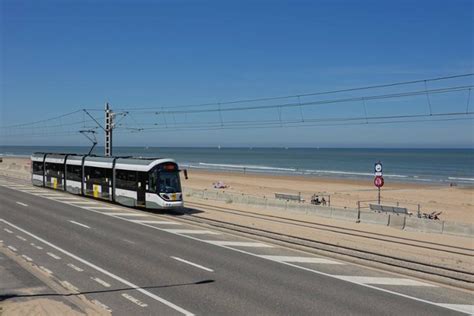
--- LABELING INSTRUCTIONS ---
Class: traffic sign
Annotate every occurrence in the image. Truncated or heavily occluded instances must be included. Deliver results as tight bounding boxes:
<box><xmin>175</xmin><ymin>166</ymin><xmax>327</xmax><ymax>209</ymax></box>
<box><xmin>374</xmin><ymin>162</ymin><xmax>383</xmax><ymax>173</ymax></box>
<box><xmin>374</xmin><ymin>176</ymin><xmax>384</xmax><ymax>188</ymax></box>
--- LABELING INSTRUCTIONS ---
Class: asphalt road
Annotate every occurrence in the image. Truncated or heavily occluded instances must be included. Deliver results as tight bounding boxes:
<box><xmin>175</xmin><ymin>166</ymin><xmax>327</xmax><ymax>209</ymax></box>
<box><xmin>0</xmin><ymin>183</ymin><xmax>471</xmax><ymax>315</ymax></box>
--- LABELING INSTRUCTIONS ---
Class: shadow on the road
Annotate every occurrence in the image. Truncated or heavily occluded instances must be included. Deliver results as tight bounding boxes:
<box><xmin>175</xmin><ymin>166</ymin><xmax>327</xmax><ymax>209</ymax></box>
<box><xmin>0</xmin><ymin>279</ymin><xmax>214</xmax><ymax>302</ymax></box>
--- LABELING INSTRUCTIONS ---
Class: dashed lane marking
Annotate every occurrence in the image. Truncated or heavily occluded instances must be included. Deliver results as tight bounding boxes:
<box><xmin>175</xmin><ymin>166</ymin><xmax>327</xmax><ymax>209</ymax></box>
<box><xmin>171</xmin><ymin>256</ymin><xmax>214</xmax><ymax>272</ymax></box>
<box><xmin>0</xmin><ymin>218</ymin><xmax>194</xmax><ymax>316</ymax></box>
<box><xmin>16</xmin><ymin>201</ymin><xmax>28</xmax><ymax>207</ymax></box>
<box><xmin>122</xmin><ymin>293</ymin><xmax>148</xmax><ymax>308</ymax></box>
<box><xmin>30</xmin><ymin>243</ymin><xmax>43</xmax><ymax>250</ymax></box>
<box><xmin>16</xmin><ymin>235</ymin><xmax>27</xmax><ymax>241</ymax></box>
<box><xmin>67</xmin><ymin>263</ymin><xmax>84</xmax><ymax>272</ymax></box>
<box><xmin>38</xmin><ymin>266</ymin><xmax>53</xmax><ymax>275</ymax></box>
<box><xmin>4</xmin><ymin>228</ymin><xmax>13</xmax><ymax>234</ymax></box>
<box><xmin>91</xmin><ymin>277</ymin><xmax>111</xmax><ymax>288</ymax></box>
<box><xmin>47</xmin><ymin>252</ymin><xmax>61</xmax><ymax>260</ymax></box>
<box><xmin>334</xmin><ymin>276</ymin><xmax>437</xmax><ymax>287</ymax></box>
<box><xmin>91</xmin><ymin>300</ymin><xmax>113</xmax><ymax>313</ymax></box>
<box><xmin>436</xmin><ymin>304</ymin><xmax>474</xmax><ymax>315</ymax></box>
<box><xmin>21</xmin><ymin>254</ymin><xmax>33</xmax><ymax>262</ymax></box>
<box><xmin>129</xmin><ymin>220</ymin><xmax>182</xmax><ymax>225</ymax></box>
<box><xmin>259</xmin><ymin>255</ymin><xmax>344</xmax><ymax>264</ymax></box>
<box><xmin>60</xmin><ymin>280</ymin><xmax>79</xmax><ymax>293</ymax></box>
<box><xmin>102</xmin><ymin>212</ymin><xmax>149</xmax><ymax>217</ymax></box>
<box><xmin>68</xmin><ymin>220</ymin><xmax>91</xmax><ymax>229</ymax></box>
<box><xmin>163</xmin><ymin>229</ymin><xmax>221</xmax><ymax>235</ymax></box>
<box><xmin>204</xmin><ymin>241</ymin><xmax>274</xmax><ymax>247</ymax></box>
<box><xmin>7</xmin><ymin>245</ymin><xmax>17</xmax><ymax>252</ymax></box>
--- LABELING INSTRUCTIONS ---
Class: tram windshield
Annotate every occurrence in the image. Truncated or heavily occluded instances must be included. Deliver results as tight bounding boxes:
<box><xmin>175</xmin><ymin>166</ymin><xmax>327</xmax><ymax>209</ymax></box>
<box><xmin>158</xmin><ymin>170</ymin><xmax>181</xmax><ymax>193</ymax></box>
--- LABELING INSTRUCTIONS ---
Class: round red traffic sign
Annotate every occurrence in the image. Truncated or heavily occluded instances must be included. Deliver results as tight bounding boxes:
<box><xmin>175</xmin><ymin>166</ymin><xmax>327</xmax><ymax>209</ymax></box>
<box><xmin>374</xmin><ymin>176</ymin><xmax>384</xmax><ymax>188</ymax></box>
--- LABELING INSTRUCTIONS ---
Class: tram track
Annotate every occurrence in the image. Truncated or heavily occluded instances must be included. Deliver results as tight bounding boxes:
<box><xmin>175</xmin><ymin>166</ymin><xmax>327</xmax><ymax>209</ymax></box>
<box><xmin>179</xmin><ymin>200</ymin><xmax>473</xmax><ymax>289</ymax></box>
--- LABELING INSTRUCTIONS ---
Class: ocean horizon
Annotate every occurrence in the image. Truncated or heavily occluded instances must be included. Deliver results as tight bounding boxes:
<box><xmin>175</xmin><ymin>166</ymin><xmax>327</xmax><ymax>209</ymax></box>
<box><xmin>1</xmin><ymin>146</ymin><xmax>473</xmax><ymax>185</ymax></box>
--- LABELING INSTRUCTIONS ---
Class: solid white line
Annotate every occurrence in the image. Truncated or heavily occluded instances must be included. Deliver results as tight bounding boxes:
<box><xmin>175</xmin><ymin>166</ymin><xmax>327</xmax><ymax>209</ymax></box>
<box><xmin>16</xmin><ymin>235</ymin><xmax>27</xmax><ymax>241</ymax></box>
<box><xmin>16</xmin><ymin>201</ymin><xmax>29</xmax><ymax>207</ymax></box>
<box><xmin>334</xmin><ymin>276</ymin><xmax>436</xmax><ymax>287</ymax></box>
<box><xmin>102</xmin><ymin>212</ymin><xmax>149</xmax><ymax>217</ymax></box>
<box><xmin>122</xmin><ymin>293</ymin><xmax>148</xmax><ymax>307</ymax></box>
<box><xmin>163</xmin><ymin>229</ymin><xmax>220</xmax><ymax>235</ymax></box>
<box><xmin>0</xmin><ymin>218</ymin><xmax>194</xmax><ymax>316</ymax></box>
<box><xmin>21</xmin><ymin>254</ymin><xmax>33</xmax><ymax>262</ymax></box>
<box><xmin>258</xmin><ymin>255</ymin><xmax>344</xmax><ymax>264</ymax></box>
<box><xmin>436</xmin><ymin>304</ymin><xmax>474</xmax><ymax>314</ymax></box>
<box><xmin>87</xmin><ymin>206</ymin><xmax>123</xmax><ymax>210</ymax></box>
<box><xmin>47</xmin><ymin>252</ymin><xmax>61</xmax><ymax>260</ymax></box>
<box><xmin>67</xmin><ymin>263</ymin><xmax>84</xmax><ymax>272</ymax></box>
<box><xmin>129</xmin><ymin>220</ymin><xmax>182</xmax><ymax>225</ymax></box>
<box><xmin>204</xmin><ymin>241</ymin><xmax>274</xmax><ymax>247</ymax></box>
<box><xmin>91</xmin><ymin>277</ymin><xmax>111</xmax><ymax>288</ymax></box>
<box><xmin>69</xmin><ymin>220</ymin><xmax>91</xmax><ymax>229</ymax></box>
<box><xmin>7</xmin><ymin>245</ymin><xmax>17</xmax><ymax>252</ymax></box>
<box><xmin>69</xmin><ymin>201</ymin><xmax>100</xmax><ymax>205</ymax></box>
<box><xmin>171</xmin><ymin>256</ymin><xmax>214</xmax><ymax>272</ymax></box>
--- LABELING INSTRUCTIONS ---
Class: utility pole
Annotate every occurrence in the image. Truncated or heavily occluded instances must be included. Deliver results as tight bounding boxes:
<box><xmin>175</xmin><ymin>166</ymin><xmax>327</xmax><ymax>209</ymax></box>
<box><xmin>105</xmin><ymin>102</ymin><xmax>113</xmax><ymax>156</ymax></box>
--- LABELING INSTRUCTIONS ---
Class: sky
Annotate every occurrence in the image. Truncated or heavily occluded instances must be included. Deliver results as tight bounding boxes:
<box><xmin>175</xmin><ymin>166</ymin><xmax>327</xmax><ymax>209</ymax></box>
<box><xmin>1</xmin><ymin>0</ymin><xmax>473</xmax><ymax>148</ymax></box>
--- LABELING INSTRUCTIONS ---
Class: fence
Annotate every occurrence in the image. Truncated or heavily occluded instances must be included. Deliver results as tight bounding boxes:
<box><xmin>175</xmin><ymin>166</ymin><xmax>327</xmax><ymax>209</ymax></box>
<box><xmin>184</xmin><ymin>188</ymin><xmax>473</xmax><ymax>238</ymax></box>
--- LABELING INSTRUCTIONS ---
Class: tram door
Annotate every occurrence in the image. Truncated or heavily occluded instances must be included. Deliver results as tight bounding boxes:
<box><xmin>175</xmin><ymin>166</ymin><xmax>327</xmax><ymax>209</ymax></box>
<box><xmin>137</xmin><ymin>172</ymin><xmax>147</xmax><ymax>206</ymax></box>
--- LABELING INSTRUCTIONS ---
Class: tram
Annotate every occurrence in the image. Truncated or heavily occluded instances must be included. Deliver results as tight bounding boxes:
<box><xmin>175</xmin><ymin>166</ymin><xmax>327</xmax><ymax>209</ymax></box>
<box><xmin>31</xmin><ymin>153</ymin><xmax>185</xmax><ymax>209</ymax></box>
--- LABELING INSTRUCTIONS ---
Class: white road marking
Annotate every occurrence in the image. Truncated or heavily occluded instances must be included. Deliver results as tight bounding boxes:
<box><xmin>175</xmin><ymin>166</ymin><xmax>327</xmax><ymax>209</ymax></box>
<box><xmin>102</xmin><ymin>212</ymin><xmax>149</xmax><ymax>217</ymax></box>
<box><xmin>163</xmin><ymin>229</ymin><xmax>220</xmax><ymax>235</ymax></box>
<box><xmin>129</xmin><ymin>220</ymin><xmax>182</xmax><ymax>225</ymax></box>
<box><xmin>39</xmin><ymin>266</ymin><xmax>53</xmax><ymax>275</ymax></box>
<box><xmin>60</xmin><ymin>280</ymin><xmax>79</xmax><ymax>293</ymax></box>
<box><xmin>171</xmin><ymin>256</ymin><xmax>214</xmax><ymax>272</ymax></box>
<box><xmin>16</xmin><ymin>235</ymin><xmax>27</xmax><ymax>241</ymax></box>
<box><xmin>69</xmin><ymin>201</ymin><xmax>100</xmax><ymax>205</ymax></box>
<box><xmin>204</xmin><ymin>241</ymin><xmax>274</xmax><ymax>247</ymax></box>
<box><xmin>121</xmin><ymin>293</ymin><xmax>148</xmax><ymax>307</ymax></box>
<box><xmin>30</xmin><ymin>243</ymin><xmax>43</xmax><ymax>250</ymax></box>
<box><xmin>91</xmin><ymin>277</ymin><xmax>111</xmax><ymax>288</ymax></box>
<box><xmin>7</xmin><ymin>245</ymin><xmax>17</xmax><ymax>252</ymax></box>
<box><xmin>4</xmin><ymin>228</ymin><xmax>13</xmax><ymax>233</ymax></box>
<box><xmin>21</xmin><ymin>254</ymin><xmax>33</xmax><ymax>262</ymax></box>
<box><xmin>334</xmin><ymin>276</ymin><xmax>436</xmax><ymax>287</ymax></box>
<box><xmin>91</xmin><ymin>300</ymin><xmax>112</xmax><ymax>313</ymax></box>
<box><xmin>0</xmin><ymin>219</ymin><xmax>194</xmax><ymax>316</ymax></box>
<box><xmin>259</xmin><ymin>256</ymin><xmax>344</xmax><ymax>264</ymax></box>
<box><xmin>47</xmin><ymin>252</ymin><xmax>61</xmax><ymax>260</ymax></box>
<box><xmin>88</xmin><ymin>207</ymin><xmax>123</xmax><ymax>210</ymax></box>
<box><xmin>67</xmin><ymin>263</ymin><xmax>84</xmax><ymax>272</ymax></box>
<box><xmin>16</xmin><ymin>201</ymin><xmax>28</xmax><ymax>207</ymax></box>
<box><xmin>436</xmin><ymin>304</ymin><xmax>474</xmax><ymax>315</ymax></box>
<box><xmin>68</xmin><ymin>220</ymin><xmax>91</xmax><ymax>229</ymax></box>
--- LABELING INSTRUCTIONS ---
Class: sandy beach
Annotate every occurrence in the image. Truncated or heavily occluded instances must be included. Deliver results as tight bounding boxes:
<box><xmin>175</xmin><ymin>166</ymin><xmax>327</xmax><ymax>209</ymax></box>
<box><xmin>1</xmin><ymin>156</ymin><xmax>473</xmax><ymax>223</ymax></box>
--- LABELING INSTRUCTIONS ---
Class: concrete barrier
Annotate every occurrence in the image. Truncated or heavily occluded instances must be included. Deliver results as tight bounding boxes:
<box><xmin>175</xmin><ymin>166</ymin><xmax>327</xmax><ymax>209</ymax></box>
<box><xmin>359</xmin><ymin>211</ymin><xmax>389</xmax><ymax>226</ymax></box>
<box><xmin>330</xmin><ymin>208</ymin><xmax>359</xmax><ymax>222</ymax></box>
<box><xmin>442</xmin><ymin>221</ymin><xmax>474</xmax><ymax>237</ymax></box>
<box><xmin>388</xmin><ymin>214</ymin><xmax>406</xmax><ymax>229</ymax></box>
<box><xmin>404</xmin><ymin>217</ymin><xmax>443</xmax><ymax>234</ymax></box>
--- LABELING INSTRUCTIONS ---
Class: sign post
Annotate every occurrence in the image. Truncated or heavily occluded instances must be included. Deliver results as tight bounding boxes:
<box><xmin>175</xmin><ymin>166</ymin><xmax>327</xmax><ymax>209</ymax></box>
<box><xmin>374</xmin><ymin>162</ymin><xmax>384</xmax><ymax>204</ymax></box>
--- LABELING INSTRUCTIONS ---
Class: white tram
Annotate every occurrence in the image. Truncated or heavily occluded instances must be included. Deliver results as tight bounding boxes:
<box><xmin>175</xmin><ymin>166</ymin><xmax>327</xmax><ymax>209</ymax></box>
<box><xmin>31</xmin><ymin>153</ymin><xmax>185</xmax><ymax>209</ymax></box>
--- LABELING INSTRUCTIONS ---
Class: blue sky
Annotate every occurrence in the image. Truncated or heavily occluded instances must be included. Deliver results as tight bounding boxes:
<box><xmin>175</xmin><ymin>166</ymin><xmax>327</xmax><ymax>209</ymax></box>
<box><xmin>1</xmin><ymin>0</ymin><xmax>473</xmax><ymax>147</ymax></box>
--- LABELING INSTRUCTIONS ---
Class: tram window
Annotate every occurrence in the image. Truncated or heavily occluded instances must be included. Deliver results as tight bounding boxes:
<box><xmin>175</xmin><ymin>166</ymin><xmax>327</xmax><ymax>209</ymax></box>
<box><xmin>149</xmin><ymin>170</ymin><xmax>157</xmax><ymax>192</ymax></box>
<box><xmin>116</xmin><ymin>169</ymin><xmax>137</xmax><ymax>190</ymax></box>
<box><xmin>66</xmin><ymin>165</ymin><xmax>82</xmax><ymax>182</ymax></box>
<box><xmin>85</xmin><ymin>166</ymin><xmax>109</xmax><ymax>185</ymax></box>
<box><xmin>45</xmin><ymin>163</ymin><xmax>63</xmax><ymax>177</ymax></box>
<box><xmin>32</xmin><ymin>162</ymin><xmax>43</xmax><ymax>175</ymax></box>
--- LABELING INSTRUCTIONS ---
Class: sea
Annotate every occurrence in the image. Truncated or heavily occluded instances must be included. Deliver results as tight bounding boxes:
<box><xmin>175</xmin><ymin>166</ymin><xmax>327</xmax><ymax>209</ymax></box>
<box><xmin>1</xmin><ymin>146</ymin><xmax>473</xmax><ymax>185</ymax></box>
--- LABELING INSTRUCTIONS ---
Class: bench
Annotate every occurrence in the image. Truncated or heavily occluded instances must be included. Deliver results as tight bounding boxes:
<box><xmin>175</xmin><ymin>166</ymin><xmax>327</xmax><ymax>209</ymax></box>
<box><xmin>370</xmin><ymin>204</ymin><xmax>408</xmax><ymax>214</ymax></box>
<box><xmin>275</xmin><ymin>192</ymin><xmax>304</xmax><ymax>202</ymax></box>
